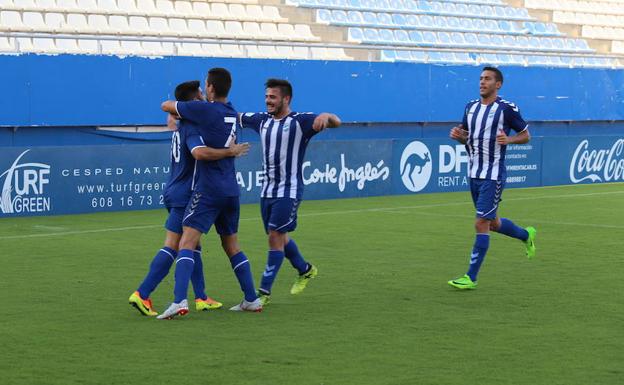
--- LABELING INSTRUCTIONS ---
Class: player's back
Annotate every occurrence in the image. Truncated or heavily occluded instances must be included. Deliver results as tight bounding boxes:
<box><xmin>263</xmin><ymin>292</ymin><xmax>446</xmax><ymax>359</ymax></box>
<box><xmin>163</xmin><ymin>124</ymin><xmax>196</xmax><ymax>208</ymax></box>
<box><xmin>176</xmin><ymin>100</ymin><xmax>239</xmax><ymax>197</ymax></box>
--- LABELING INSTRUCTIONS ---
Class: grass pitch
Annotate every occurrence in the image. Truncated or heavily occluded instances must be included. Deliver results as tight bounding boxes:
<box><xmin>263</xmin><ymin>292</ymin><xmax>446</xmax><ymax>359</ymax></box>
<box><xmin>1</xmin><ymin>183</ymin><xmax>623</xmax><ymax>385</ymax></box>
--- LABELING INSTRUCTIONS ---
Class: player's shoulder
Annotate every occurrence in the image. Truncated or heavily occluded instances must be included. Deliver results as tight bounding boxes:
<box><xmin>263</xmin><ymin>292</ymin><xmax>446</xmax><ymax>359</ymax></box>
<box><xmin>497</xmin><ymin>98</ymin><xmax>521</xmax><ymax>112</ymax></box>
<box><xmin>465</xmin><ymin>99</ymin><xmax>479</xmax><ymax>109</ymax></box>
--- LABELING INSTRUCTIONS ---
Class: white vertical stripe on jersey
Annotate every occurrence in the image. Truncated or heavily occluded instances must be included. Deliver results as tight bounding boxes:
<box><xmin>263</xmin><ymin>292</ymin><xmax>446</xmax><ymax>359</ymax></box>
<box><xmin>289</xmin><ymin>121</ymin><xmax>303</xmax><ymax>199</ymax></box>
<box><xmin>276</xmin><ymin>116</ymin><xmax>293</xmax><ymax>198</ymax></box>
<box><xmin>478</xmin><ymin>103</ymin><xmax>499</xmax><ymax>179</ymax></box>
<box><xmin>490</xmin><ymin>110</ymin><xmax>505</xmax><ymax>180</ymax></box>
<box><xmin>470</xmin><ymin>105</ymin><xmax>487</xmax><ymax>178</ymax></box>
<box><xmin>266</xmin><ymin>119</ymin><xmax>280</xmax><ymax>197</ymax></box>
<box><xmin>260</xmin><ymin>118</ymin><xmax>271</xmax><ymax>197</ymax></box>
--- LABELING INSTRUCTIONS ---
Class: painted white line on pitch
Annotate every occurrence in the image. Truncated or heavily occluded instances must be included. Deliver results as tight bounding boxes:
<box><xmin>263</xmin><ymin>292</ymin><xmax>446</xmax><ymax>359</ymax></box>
<box><xmin>0</xmin><ymin>188</ymin><xmax>622</xmax><ymax>240</ymax></box>
<box><xmin>379</xmin><ymin>209</ymin><xmax>624</xmax><ymax>230</ymax></box>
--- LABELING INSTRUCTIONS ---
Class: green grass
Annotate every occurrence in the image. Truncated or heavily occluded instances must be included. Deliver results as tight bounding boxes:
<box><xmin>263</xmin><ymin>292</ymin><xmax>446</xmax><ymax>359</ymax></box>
<box><xmin>1</xmin><ymin>183</ymin><xmax>623</xmax><ymax>385</ymax></box>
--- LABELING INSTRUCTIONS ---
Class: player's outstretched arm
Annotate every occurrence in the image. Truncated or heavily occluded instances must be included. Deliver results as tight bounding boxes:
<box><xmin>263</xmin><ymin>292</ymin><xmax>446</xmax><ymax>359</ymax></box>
<box><xmin>161</xmin><ymin>101</ymin><xmax>179</xmax><ymax>118</ymax></box>
<box><xmin>312</xmin><ymin>113</ymin><xmax>341</xmax><ymax>132</ymax></box>
<box><xmin>496</xmin><ymin>128</ymin><xmax>531</xmax><ymax>145</ymax></box>
<box><xmin>191</xmin><ymin>143</ymin><xmax>250</xmax><ymax>161</ymax></box>
<box><xmin>450</xmin><ymin>124</ymin><xmax>468</xmax><ymax>144</ymax></box>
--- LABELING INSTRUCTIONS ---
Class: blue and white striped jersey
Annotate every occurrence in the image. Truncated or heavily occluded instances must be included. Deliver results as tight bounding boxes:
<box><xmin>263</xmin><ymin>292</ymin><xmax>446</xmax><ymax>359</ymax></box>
<box><xmin>461</xmin><ymin>97</ymin><xmax>528</xmax><ymax>181</ymax></box>
<box><xmin>240</xmin><ymin>111</ymin><xmax>319</xmax><ymax>199</ymax></box>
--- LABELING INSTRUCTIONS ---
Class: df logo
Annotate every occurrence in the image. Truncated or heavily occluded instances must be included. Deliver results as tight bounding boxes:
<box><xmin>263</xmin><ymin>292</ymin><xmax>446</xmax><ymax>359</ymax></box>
<box><xmin>400</xmin><ymin>141</ymin><xmax>432</xmax><ymax>192</ymax></box>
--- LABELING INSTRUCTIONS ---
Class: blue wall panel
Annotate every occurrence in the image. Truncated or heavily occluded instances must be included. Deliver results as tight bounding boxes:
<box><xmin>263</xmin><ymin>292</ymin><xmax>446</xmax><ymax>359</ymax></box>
<box><xmin>1</xmin><ymin>54</ymin><xmax>623</xmax><ymax>127</ymax></box>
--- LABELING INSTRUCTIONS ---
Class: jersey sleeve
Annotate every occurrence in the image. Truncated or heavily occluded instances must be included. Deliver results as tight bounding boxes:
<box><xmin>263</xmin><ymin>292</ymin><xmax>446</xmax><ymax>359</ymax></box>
<box><xmin>505</xmin><ymin>104</ymin><xmax>528</xmax><ymax>133</ymax></box>
<box><xmin>184</xmin><ymin>126</ymin><xmax>205</xmax><ymax>153</ymax></box>
<box><xmin>176</xmin><ymin>101</ymin><xmax>209</xmax><ymax>124</ymax></box>
<box><xmin>461</xmin><ymin>107</ymin><xmax>469</xmax><ymax>130</ymax></box>
<box><xmin>240</xmin><ymin>112</ymin><xmax>268</xmax><ymax>133</ymax></box>
<box><xmin>296</xmin><ymin>113</ymin><xmax>319</xmax><ymax>138</ymax></box>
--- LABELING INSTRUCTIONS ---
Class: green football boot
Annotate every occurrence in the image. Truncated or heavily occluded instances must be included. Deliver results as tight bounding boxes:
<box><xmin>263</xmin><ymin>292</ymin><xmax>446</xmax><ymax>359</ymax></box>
<box><xmin>448</xmin><ymin>274</ymin><xmax>477</xmax><ymax>290</ymax></box>
<box><xmin>290</xmin><ymin>264</ymin><xmax>318</xmax><ymax>295</ymax></box>
<box><xmin>525</xmin><ymin>226</ymin><xmax>537</xmax><ymax>259</ymax></box>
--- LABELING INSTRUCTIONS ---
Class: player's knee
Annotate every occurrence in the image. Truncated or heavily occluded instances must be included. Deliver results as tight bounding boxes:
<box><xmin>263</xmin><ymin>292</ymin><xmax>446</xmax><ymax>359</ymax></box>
<box><xmin>220</xmin><ymin>235</ymin><xmax>240</xmax><ymax>257</ymax></box>
<box><xmin>268</xmin><ymin>231</ymin><xmax>287</xmax><ymax>250</ymax></box>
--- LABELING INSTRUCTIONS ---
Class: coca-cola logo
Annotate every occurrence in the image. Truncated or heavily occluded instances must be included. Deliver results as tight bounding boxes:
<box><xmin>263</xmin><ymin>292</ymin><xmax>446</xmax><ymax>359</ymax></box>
<box><xmin>569</xmin><ymin>139</ymin><xmax>624</xmax><ymax>183</ymax></box>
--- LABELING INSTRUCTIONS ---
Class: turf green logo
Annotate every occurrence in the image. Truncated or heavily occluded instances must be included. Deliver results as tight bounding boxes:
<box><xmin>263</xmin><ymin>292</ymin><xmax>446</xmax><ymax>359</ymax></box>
<box><xmin>0</xmin><ymin>150</ymin><xmax>51</xmax><ymax>215</ymax></box>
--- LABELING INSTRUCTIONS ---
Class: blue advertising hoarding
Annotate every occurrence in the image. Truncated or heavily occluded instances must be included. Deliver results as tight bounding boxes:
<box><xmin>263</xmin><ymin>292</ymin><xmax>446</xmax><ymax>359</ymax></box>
<box><xmin>0</xmin><ymin>135</ymin><xmax>621</xmax><ymax>217</ymax></box>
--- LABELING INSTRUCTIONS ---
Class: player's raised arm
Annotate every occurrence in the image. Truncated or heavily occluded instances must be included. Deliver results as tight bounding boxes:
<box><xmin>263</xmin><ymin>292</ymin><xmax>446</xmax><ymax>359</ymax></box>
<box><xmin>312</xmin><ymin>113</ymin><xmax>341</xmax><ymax>131</ymax></box>
<box><xmin>161</xmin><ymin>100</ymin><xmax>180</xmax><ymax>119</ymax></box>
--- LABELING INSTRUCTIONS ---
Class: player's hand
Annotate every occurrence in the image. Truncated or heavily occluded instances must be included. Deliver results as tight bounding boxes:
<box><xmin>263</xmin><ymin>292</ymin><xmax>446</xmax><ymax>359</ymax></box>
<box><xmin>230</xmin><ymin>142</ymin><xmax>250</xmax><ymax>157</ymax></box>
<box><xmin>496</xmin><ymin>130</ymin><xmax>509</xmax><ymax>145</ymax></box>
<box><xmin>312</xmin><ymin>114</ymin><xmax>330</xmax><ymax>132</ymax></box>
<box><xmin>166</xmin><ymin>114</ymin><xmax>178</xmax><ymax>131</ymax></box>
<box><xmin>450</xmin><ymin>124</ymin><xmax>467</xmax><ymax>141</ymax></box>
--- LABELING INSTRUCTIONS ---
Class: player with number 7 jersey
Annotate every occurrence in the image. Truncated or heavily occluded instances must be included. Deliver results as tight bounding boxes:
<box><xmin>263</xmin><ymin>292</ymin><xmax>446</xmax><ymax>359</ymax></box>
<box><xmin>158</xmin><ymin>68</ymin><xmax>262</xmax><ymax>319</ymax></box>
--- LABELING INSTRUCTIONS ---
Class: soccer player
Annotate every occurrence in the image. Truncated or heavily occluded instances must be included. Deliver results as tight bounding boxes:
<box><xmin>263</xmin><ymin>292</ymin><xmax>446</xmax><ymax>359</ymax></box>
<box><xmin>239</xmin><ymin>78</ymin><xmax>341</xmax><ymax>305</ymax></box>
<box><xmin>129</xmin><ymin>80</ymin><xmax>250</xmax><ymax>316</ymax></box>
<box><xmin>448</xmin><ymin>67</ymin><xmax>537</xmax><ymax>290</ymax></box>
<box><xmin>157</xmin><ymin>68</ymin><xmax>262</xmax><ymax>319</ymax></box>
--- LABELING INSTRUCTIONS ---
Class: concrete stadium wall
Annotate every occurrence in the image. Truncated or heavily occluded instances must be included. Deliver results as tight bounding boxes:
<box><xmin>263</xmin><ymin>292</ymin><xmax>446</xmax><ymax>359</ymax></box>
<box><xmin>1</xmin><ymin>54</ymin><xmax>623</xmax><ymax>127</ymax></box>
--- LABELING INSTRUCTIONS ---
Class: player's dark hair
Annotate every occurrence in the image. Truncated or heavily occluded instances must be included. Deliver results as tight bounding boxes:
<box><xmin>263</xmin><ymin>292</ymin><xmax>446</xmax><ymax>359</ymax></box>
<box><xmin>265</xmin><ymin>78</ymin><xmax>293</xmax><ymax>100</ymax></box>
<box><xmin>482</xmin><ymin>66</ymin><xmax>503</xmax><ymax>84</ymax></box>
<box><xmin>174</xmin><ymin>80</ymin><xmax>200</xmax><ymax>101</ymax></box>
<box><xmin>207</xmin><ymin>67</ymin><xmax>232</xmax><ymax>98</ymax></box>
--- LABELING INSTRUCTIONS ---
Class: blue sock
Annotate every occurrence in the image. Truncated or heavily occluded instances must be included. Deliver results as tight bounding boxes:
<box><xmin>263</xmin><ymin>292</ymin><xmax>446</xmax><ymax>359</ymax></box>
<box><xmin>230</xmin><ymin>251</ymin><xmax>258</xmax><ymax>302</ymax></box>
<box><xmin>497</xmin><ymin>218</ymin><xmax>529</xmax><ymax>241</ymax></box>
<box><xmin>173</xmin><ymin>249</ymin><xmax>195</xmax><ymax>303</ymax></box>
<box><xmin>259</xmin><ymin>250</ymin><xmax>285</xmax><ymax>294</ymax></box>
<box><xmin>466</xmin><ymin>234</ymin><xmax>490</xmax><ymax>282</ymax></box>
<box><xmin>137</xmin><ymin>246</ymin><xmax>176</xmax><ymax>299</ymax></box>
<box><xmin>191</xmin><ymin>246</ymin><xmax>207</xmax><ymax>301</ymax></box>
<box><xmin>284</xmin><ymin>239</ymin><xmax>309</xmax><ymax>275</ymax></box>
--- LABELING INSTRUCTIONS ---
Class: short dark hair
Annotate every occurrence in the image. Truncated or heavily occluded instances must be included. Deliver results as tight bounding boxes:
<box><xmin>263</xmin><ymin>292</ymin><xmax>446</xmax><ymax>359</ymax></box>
<box><xmin>174</xmin><ymin>80</ymin><xmax>200</xmax><ymax>101</ymax></box>
<box><xmin>482</xmin><ymin>66</ymin><xmax>503</xmax><ymax>84</ymax></box>
<box><xmin>207</xmin><ymin>67</ymin><xmax>232</xmax><ymax>98</ymax></box>
<box><xmin>265</xmin><ymin>78</ymin><xmax>293</xmax><ymax>99</ymax></box>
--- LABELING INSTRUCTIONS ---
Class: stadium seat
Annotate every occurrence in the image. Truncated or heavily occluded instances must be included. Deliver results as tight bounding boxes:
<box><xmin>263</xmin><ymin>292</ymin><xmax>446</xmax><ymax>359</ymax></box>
<box><xmin>404</xmin><ymin>14</ymin><xmax>419</xmax><ymax>27</ymax></box>
<box><xmin>378</xmin><ymin>28</ymin><xmax>395</xmax><ymax>43</ymax></box>
<box><xmin>149</xmin><ymin>17</ymin><xmax>171</xmax><ymax>35</ymax></box>
<box><xmin>120</xmin><ymin>40</ymin><xmax>142</xmax><ymax>55</ymax></box>
<box><xmin>31</xmin><ymin>37</ymin><xmax>57</xmax><ymax>53</ymax></box>
<box><xmin>220</xmin><ymin>43</ymin><xmax>243</xmax><ymax>57</ymax></box>
<box><xmin>362</xmin><ymin>12</ymin><xmax>377</xmax><ymax>26</ymax></box>
<box><xmin>187</xmin><ymin>19</ymin><xmax>208</xmax><ymax>37</ymax></box>
<box><xmin>394</xmin><ymin>29</ymin><xmax>409</xmax><ymax>44</ymax></box>
<box><xmin>88</xmin><ymin>14</ymin><xmax>110</xmax><ymax>34</ymax></box>
<box><xmin>291</xmin><ymin>46</ymin><xmax>309</xmax><ymax>59</ymax></box>
<box><xmin>261</xmin><ymin>22</ymin><xmax>282</xmax><ymax>40</ymax></box>
<box><xmin>333</xmin><ymin>10</ymin><xmax>348</xmax><ymax>24</ymax></box>
<box><xmin>317</xmin><ymin>9</ymin><xmax>332</xmax><ymax>24</ymax></box>
<box><xmin>202</xmin><ymin>43</ymin><xmax>225</xmax><ymax>57</ymax></box>
<box><xmin>348</xmin><ymin>11</ymin><xmax>364</xmax><ymax>24</ymax></box>
<box><xmin>224</xmin><ymin>21</ymin><xmax>245</xmax><ymax>38</ymax></box>
<box><xmin>192</xmin><ymin>1</ymin><xmax>211</xmax><ymax>17</ymax></box>
<box><xmin>229</xmin><ymin>3</ymin><xmax>249</xmax><ymax>21</ymax></box>
<box><xmin>377</xmin><ymin>13</ymin><xmax>393</xmax><ymax>26</ymax></box>
<box><xmin>77</xmin><ymin>0</ymin><xmax>98</xmax><ymax>12</ymax></box>
<box><xmin>109</xmin><ymin>15</ymin><xmax>132</xmax><ymax>34</ymax></box>
<box><xmin>77</xmin><ymin>38</ymin><xmax>99</xmax><ymax>54</ymax></box>
<box><xmin>129</xmin><ymin>16</ymin><xmax>151</xmax><ymax>35</ymax></box>
<box><xmin>1</xmin><ymin>11</ymin><xmax>24</xmax><ymax>31</ymax></box>
<box><xmin>118</xmin><ymin>0</ymin><xmax>139</xmax><ymax>13</ymax></box>
<box><xmin>348</xmin><ymin>27</ymin><xmax>364</xmax><ymax>42</ymax></box>
<box><xmin>136</xmin><ymin>0</ymin><xmax>158</xmax><ymax>15</ymax></box>
<box><xmin>57</xmin><ymin>0</ymin><xmax>79</xmax><ymax>12</ymax></box>
<box><xmin>363</xmin><ymin>28</ymin><xmax>380</xmax><ymax>43</ymax></box>
<box><xmin>423</xmin><ymin>31</ymin><xmax>437</xmax><ymax>45</ymax></box>
<box><xmin>175</xmin><ymin>1</ymin><xmax>195</xmax><ymax>17</ymax></box>
<box><xmin>451</xmin><ymin>32</ymin><xmax>465</xmax><ymax>45</ymax></box>
<box><xmin>410</xmin><ymin>50</ymin><xmax>426</xmax><ymax>62</ymax></box>
<box><xmin>278</xmin><ymin>23</ymin><xmax>299</xmax><ymax>40</ymax></box>
<box><xmin>380</xmin><ymin>49</ymin><xmax>396</xmax><ymax>61</ymax></box>
<box><xmin>395</xmin><ymin>50</ymin><xmax>411</xmax><ymax>61</ymax></box>
<box><xmin>446</xmin><ymin>17</ymin><xmax>459</xmax><ymax>30</ymax></box>
<box><xmin>66</xmin><ymin>13</ymin><xmax>90</xmax><ymax>33</ymax></box>
<box><xmin>409</xmin><ymin>30</ymin><xmax>424</xmax><ymax>44</ymax></box>
<box><xmin>98</xmin><ymin>0</ymin><xmax>120</xmax><ymax>14</ymax></box>
<box><xmin>263</xmin><ymin>6</ymin><xmax>285</xmax><ymax>22</ymax></box>
<box><xmin>294</xmin><ymin>24</ymin><xmax>318</xmax><ymax>41</ymax></box>
<box><xmin>211</xmin><ymin>3</ymin><xmax>231</xmax><ymax>20</ymax></box>
<box><xmin>100</xmin><ymin>39</ymin><xmax>123</xmax><ymax>55</ymax></box>
<box><xmin>438</xmin><ymin>31</ymin><xmax>451</xmax><ymax>45</ymax></box>
<box><xmin>177</xmin><ymin>41</ymin><xmax>203</xmax><ymax>56</ymax></box>
<box><xmin>22</xmin><ymin>11</ymin><xmax>46</xmax><ymax>32</ymax></box>
<box><xmin>206</xmin><ymin>20</ymin><xmax>227</xmax><ymax>38</ymax></box>
<box><xmin>55</xmin><ymin>38</ymin><xmax>81</xmax><ymax>54</ymax></box>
